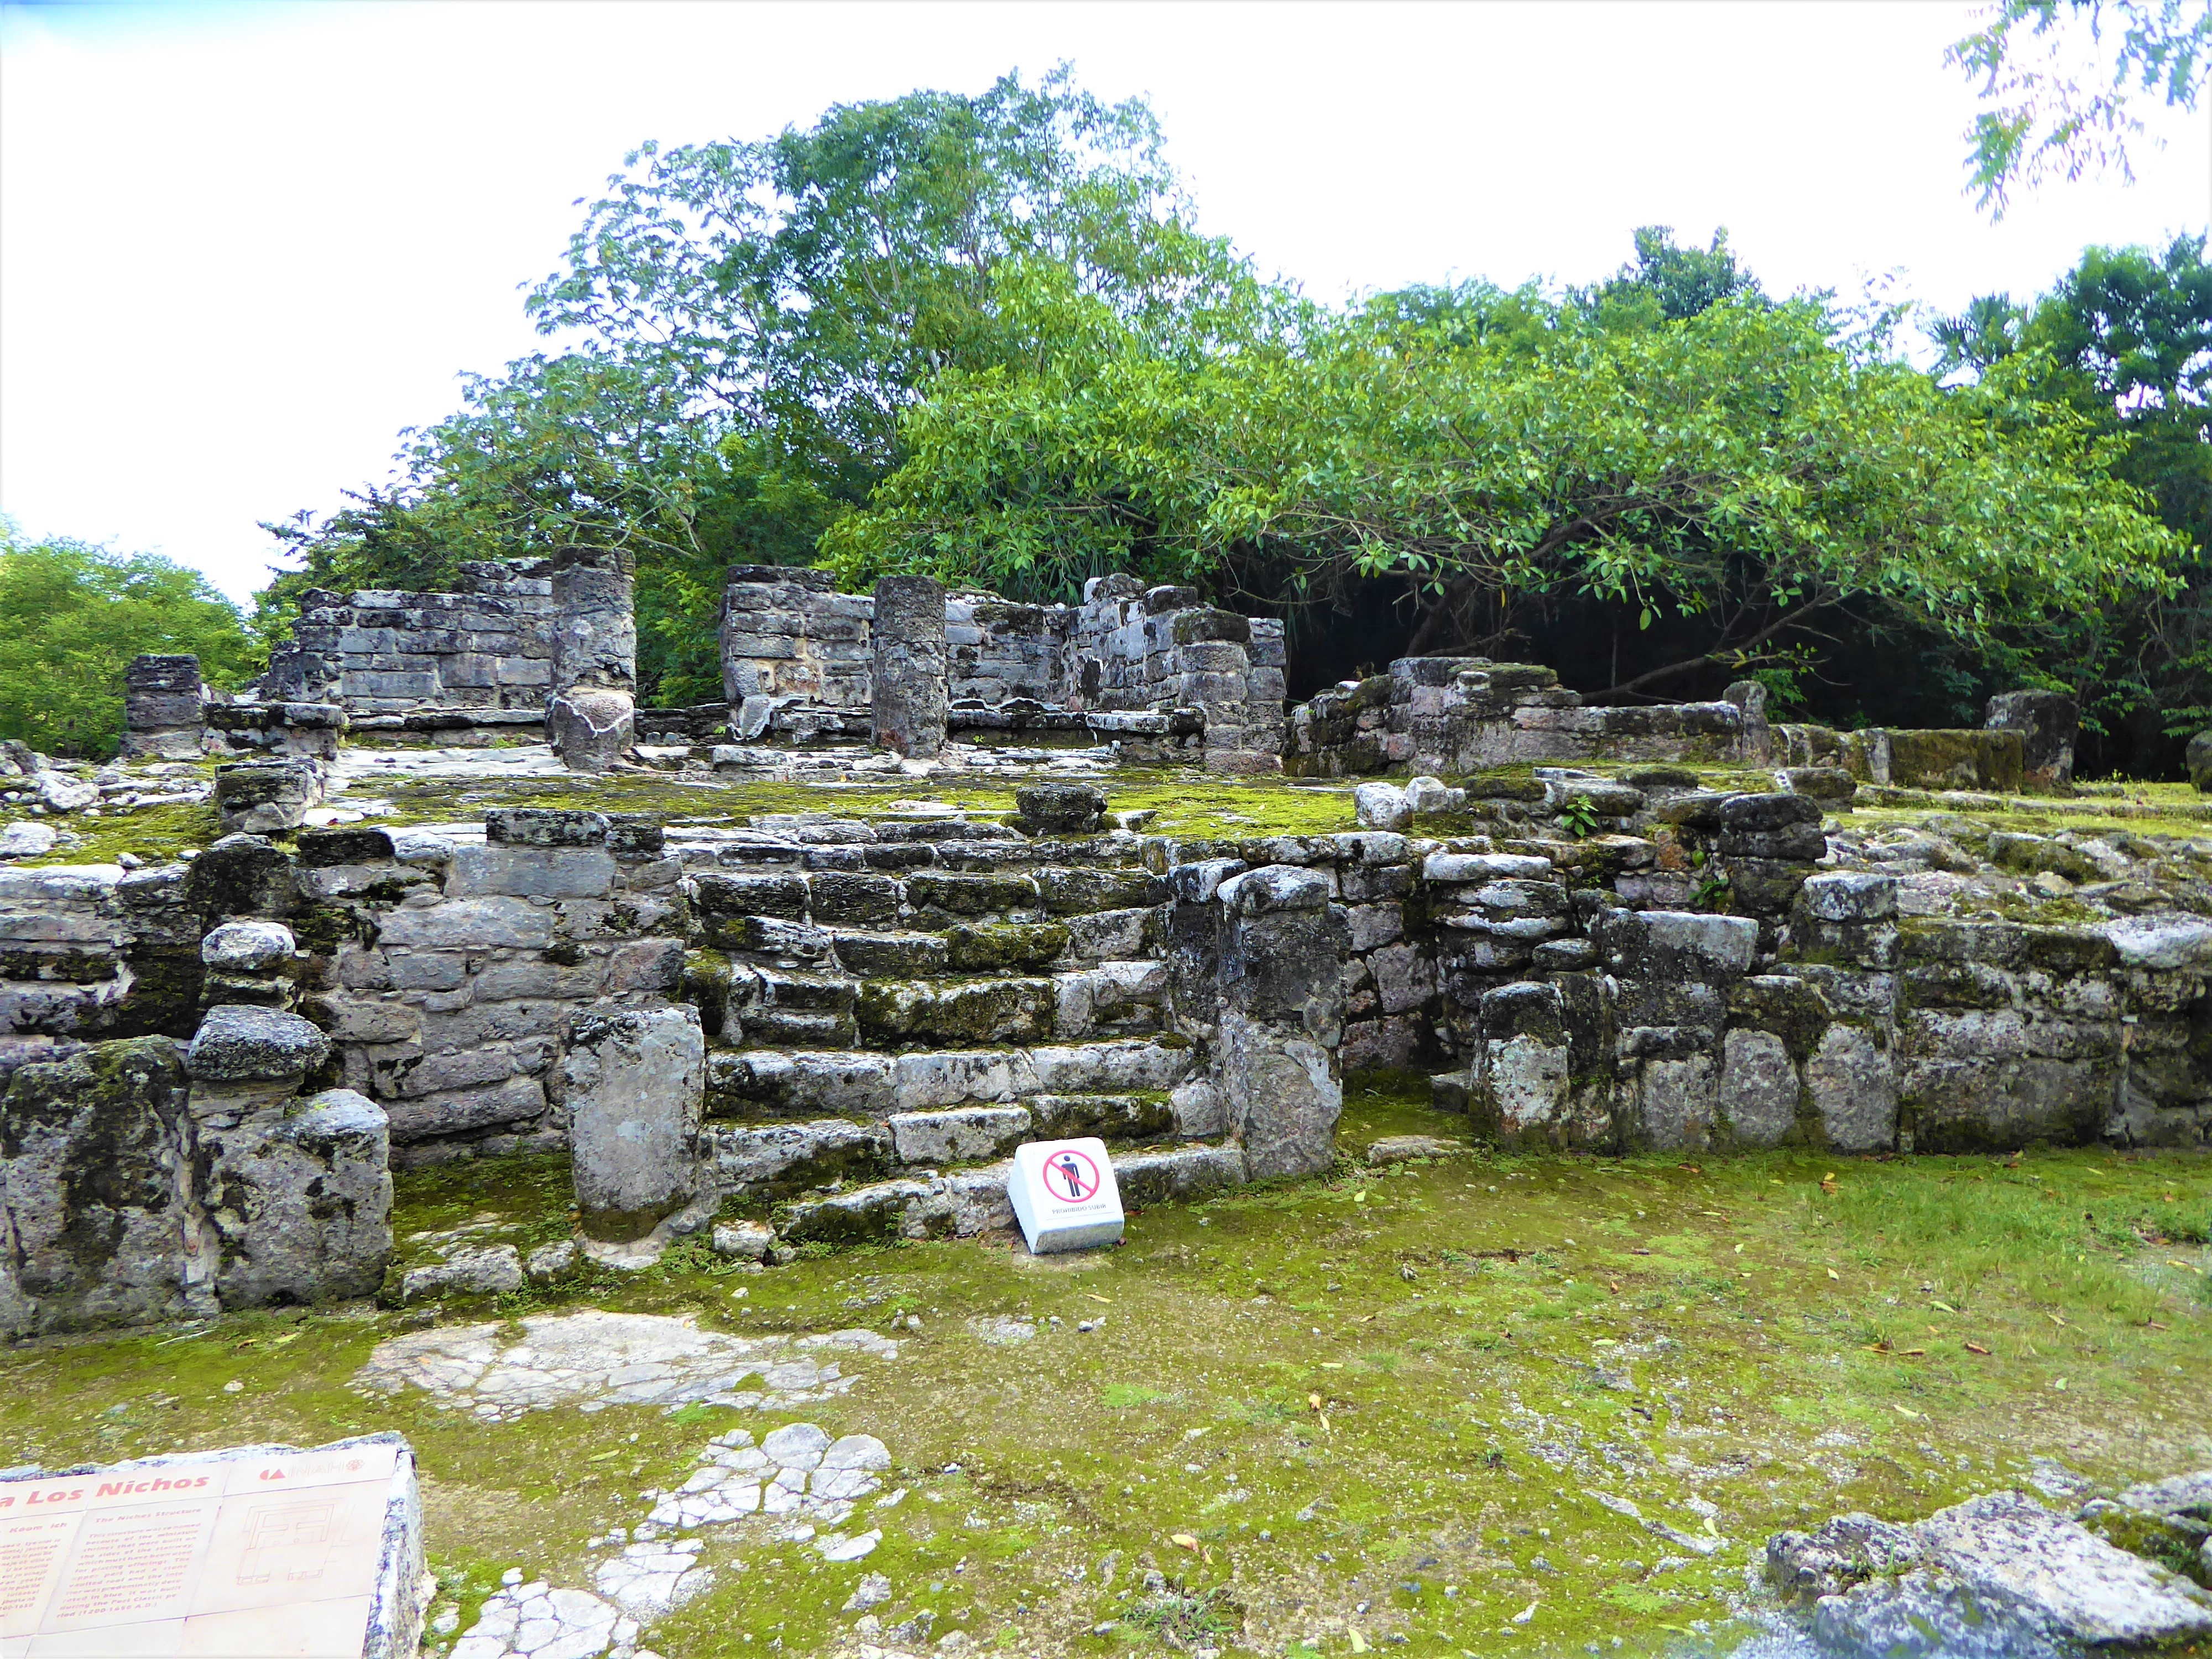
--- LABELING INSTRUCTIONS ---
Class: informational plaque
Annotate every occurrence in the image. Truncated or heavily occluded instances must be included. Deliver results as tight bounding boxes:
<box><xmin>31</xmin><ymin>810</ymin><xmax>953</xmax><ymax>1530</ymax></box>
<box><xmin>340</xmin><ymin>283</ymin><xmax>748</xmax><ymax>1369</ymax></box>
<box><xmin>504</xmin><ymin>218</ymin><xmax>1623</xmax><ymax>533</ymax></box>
<box><xmin>0</xmin><ymin>1439</ymin><xmax>401</xmax><ymax>1657</ymax></box>
<box><xmin>1008</xmin><ymin>1136</ymin><xmax>1125</xmax><ymax>1254</ymax></box>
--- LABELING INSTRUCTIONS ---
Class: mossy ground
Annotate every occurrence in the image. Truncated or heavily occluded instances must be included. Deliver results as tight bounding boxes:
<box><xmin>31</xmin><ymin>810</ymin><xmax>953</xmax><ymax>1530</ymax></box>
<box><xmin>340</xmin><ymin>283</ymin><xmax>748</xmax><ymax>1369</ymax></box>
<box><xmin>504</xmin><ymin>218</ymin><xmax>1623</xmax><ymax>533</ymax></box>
<box><xmin>2</xmin><ymin>1093</ymin><xmax>2204</xmax><ymax>1658</ymax></box>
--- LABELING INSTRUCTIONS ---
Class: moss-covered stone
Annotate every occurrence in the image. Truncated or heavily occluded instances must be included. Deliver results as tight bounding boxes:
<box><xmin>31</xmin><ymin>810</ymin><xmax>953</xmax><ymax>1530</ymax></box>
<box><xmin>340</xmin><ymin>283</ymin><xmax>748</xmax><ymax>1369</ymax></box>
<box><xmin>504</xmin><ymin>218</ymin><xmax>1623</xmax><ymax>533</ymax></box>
<box><xmin>855</xmin><ymin>977</ymin><xmax>1057</xmax><ymax>1045</ymax></box>
<box><xmin>944</xmin><ymin>922</ymin><xmax>1071</xmax><ymax>972</ymax></box>
<box><xmin>905</xmin><ymin>872</ymin><xmax>1041</xmax><ymax>917</ymax></box>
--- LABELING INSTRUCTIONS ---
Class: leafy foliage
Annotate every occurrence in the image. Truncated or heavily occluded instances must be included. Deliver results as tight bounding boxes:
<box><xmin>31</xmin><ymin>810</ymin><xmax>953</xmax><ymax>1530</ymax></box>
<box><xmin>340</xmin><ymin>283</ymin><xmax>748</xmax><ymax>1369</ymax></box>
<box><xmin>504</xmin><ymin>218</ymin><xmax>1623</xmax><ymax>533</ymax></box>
<box><xmin>1932</xmin><ymin>232</ymin><xmax>2212</xmax><ymax>772</ymax></box>
<box><xmin>267</xmin><ymin>67</ymin><xmax>1245</xmax><ymax>703</ymax></box>
<box><xmin>1950</xmin><ymin>0</ymin><xmax>2212</xmax><ymax>216</ymax></box>
<box><xmin>829</xmin><ymin>267</ymin><xmax>2181</xmax><ymax>703</ymax></box>
<box><xmin>0</xmin><ymin>525</ymin><xmax>259</xmax><ymax>759</ymax></box>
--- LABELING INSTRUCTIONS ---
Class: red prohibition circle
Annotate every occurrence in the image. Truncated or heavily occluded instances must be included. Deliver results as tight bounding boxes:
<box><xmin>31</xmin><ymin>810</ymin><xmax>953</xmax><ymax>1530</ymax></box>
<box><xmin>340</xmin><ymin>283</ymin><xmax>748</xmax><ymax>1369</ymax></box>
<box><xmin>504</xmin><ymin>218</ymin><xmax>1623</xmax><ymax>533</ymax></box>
<box><xmin>1039</xmin><ymin>1146</ymin><xmax>1102</xmax><ymax>1204</ymax></box>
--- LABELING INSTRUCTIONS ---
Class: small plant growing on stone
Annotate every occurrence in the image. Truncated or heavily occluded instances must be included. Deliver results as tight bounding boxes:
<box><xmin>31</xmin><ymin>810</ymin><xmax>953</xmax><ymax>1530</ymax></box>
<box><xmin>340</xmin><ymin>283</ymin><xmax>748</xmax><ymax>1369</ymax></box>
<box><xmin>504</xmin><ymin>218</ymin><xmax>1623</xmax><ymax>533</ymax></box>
<box><xmin>1559</xmin><ymin>795</ymin><xmax>1601</xmax><ymax>839</ymax></box>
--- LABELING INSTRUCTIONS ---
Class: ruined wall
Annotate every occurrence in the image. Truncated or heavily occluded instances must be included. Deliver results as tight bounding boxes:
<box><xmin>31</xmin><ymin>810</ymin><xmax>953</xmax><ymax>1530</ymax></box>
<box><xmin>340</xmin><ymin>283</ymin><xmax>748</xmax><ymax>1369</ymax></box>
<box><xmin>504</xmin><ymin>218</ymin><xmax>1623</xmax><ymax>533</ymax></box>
<box><xmin>263</xmin><ymin>564</ymin><xmax>562</xmax><ymax>713</ymax></box>
<box><xmin>720</xmin><ymin>566</ymin><xmax>874</xmax><ymax>740</ymax></box>
<box><xmin>1063</xmin><ymin>577</ymin><xmax>1287</xmax><ymax>773</ymax></box>
<box><xmin>720</xmin><ymin>568</ymin><xmax>1287</xmax><ymax>769</ymax></box>
<box><xmin>293</xmin><ymin>812</ymin><xmax>687</xmax><ymax>1166</ymax></box>
<box><xmin>1288</xmin><ymin>659</ymin><xmax>1753</xmax><ymax>779</ymax></box>
<box><xmin>946</xmin><ymin>594</ymin><xmax>1071</xmax><ymax>707</ymax></box>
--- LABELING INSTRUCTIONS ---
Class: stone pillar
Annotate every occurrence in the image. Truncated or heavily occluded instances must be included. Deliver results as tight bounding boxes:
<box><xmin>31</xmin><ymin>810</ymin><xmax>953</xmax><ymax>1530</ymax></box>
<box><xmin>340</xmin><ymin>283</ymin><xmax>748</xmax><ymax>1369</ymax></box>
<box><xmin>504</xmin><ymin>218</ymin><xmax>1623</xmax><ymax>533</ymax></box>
<box><xmin>549</xmin><ymin>550</ymin><xmax>637</xmax><ymax>770</ymax></box>
<box><xmin>1213</xmin><ymin>864</ymin><xmax>1345</xmax><ymax>1178</ymax></box>
<box><xmin>871</xmin><ymin>575</ymin><xmax>948</xmax><ymax>759</ymax></box>
<box><xmin>562</xmin><ymin>1006</ymin><xmax>705</xmax><ymax>1240</ymax></box>
<box><xmin>1723</xmin><ymin>679</ymin><xmax>1775</xmax><ymax>765</ymax></box>
<box><xmin>0</xmin><ymin>1036</ymin><xmax>197</xmax><ymax>1337</ymax></box>
<box><xmin>121</xmin><ymin>654</ymin><xmax>204</xmax><ymax>759</ymax></box>
<box><xmin>1985</xmin><ymin>691</ymin><xmax>2079</xmax><ymax>790</ymax></box>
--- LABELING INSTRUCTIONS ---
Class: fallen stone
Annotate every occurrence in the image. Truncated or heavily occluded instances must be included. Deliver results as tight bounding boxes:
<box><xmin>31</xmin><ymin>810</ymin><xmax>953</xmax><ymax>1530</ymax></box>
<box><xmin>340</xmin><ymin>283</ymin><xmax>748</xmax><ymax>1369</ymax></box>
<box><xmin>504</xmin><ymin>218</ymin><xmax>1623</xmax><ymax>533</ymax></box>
<box><xmin>547</xmin><ymin>688</ymin><xmax>635</xmax><ymax>773</ymax></box>
<box><xmin>1014</xmin><ymin>781</ymin><xmax>1107</xmax><ymax>835</ymax></box>
<box><xmin>398</xmin><ymin>1243</ymin><xmax>524</xmax><ymax>1303</ymax></box>
<box><xmin>0</xmin><ymin>821</ymin><xmax>56</xmax><ymax>858</ymax></box>
<box><xmin>1365</xmin><ymin>1134</ymin><xmax>1464</xmax><ymax>1165</ymax></box>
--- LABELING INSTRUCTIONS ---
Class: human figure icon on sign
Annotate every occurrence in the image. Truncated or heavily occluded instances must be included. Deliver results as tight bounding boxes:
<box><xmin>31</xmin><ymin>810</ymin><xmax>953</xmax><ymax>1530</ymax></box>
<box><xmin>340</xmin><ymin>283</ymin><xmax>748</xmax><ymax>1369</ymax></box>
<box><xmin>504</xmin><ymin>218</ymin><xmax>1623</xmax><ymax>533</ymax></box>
<box><xmin>1051</xmin><ymin>1150</ymin><xmax>1099</xmax><ymax>1203</ymax></box>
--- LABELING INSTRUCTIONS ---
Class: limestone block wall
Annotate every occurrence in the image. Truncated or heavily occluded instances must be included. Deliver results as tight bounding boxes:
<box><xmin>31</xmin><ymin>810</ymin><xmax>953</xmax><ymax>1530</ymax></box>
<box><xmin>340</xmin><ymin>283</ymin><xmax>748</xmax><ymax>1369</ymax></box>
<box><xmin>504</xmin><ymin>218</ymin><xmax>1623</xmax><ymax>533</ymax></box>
<box><xmin>121</xmin><ymin>655</ymin><xmax>206</xmax><ymax>759</ymax></box>
<box><xmin>947</xmin><ymin>594</ymin><xmax>1071</xmax><ymax>706</ymax></box>
<box><xmin>262</xmin><ymin>562</ymin><xmax>563</xmax><ymax>713</ymax></box>
<box><xmin>720</xmin><ymin>566</ymin><xmax>874</xmax><ymax>723</ymax></box>
<box><xmin>1063</xmin><ymin>577</ymin><xmax>1287</xmax><ymax>773</ymax></box>
<box><xmin>290</xmin><ymin>811</ymin><xmax>688</xmax><ymax>1166</ymax></box>
<box><xmin>1288</xmin><ymin>658</ymin><xmax>1752</xmax><ymax>778</ymax></box>
<box><xmin>720</xmin><ymin>567</ymin><xmax>1288</xmax><ymax>769</ymax></box>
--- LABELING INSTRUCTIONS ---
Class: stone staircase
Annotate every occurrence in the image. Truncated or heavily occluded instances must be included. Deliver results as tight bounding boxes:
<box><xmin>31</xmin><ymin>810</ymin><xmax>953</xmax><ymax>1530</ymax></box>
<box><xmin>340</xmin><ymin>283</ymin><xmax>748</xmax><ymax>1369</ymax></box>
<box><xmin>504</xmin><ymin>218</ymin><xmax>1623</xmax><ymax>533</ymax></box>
<box><xmin>670</xmin><ymin>811</ymin><xmax>1239</xmax><ymax>1244</ymax></box>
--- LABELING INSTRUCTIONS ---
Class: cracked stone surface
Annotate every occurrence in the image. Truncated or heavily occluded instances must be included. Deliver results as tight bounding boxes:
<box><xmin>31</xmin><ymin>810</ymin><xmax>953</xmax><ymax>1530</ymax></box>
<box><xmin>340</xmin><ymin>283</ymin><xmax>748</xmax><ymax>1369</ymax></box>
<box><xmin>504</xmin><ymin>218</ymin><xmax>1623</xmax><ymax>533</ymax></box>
<box><xmin>447</xmin><ymin>1578</ymin><xmax>659</xmax><ymax>1659</ymax></box>
<box><xmin>637</xmin><ymin>1423</ymin><xmax>892</xmax><ymax>1548</ymax></box>
<box><xmin>450</xmin><ymin>1420</ymin><xmax>903</xmax><ymax>1658</ymax></box>
<box><xmin>353</xmin><ymin>1310</ymin><xmax>899</xmax><ymax>1421</ymax></box>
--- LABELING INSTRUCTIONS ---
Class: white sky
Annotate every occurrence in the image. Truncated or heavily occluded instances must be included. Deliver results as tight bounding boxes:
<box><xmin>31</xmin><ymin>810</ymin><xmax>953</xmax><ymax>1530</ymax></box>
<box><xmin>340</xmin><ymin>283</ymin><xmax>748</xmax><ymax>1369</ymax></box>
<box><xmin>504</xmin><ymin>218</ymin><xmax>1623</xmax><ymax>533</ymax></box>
<box><xmin>3</xmin><ymin>0</ymin><xmax>2209</xmax><ymax>606</ymax></box>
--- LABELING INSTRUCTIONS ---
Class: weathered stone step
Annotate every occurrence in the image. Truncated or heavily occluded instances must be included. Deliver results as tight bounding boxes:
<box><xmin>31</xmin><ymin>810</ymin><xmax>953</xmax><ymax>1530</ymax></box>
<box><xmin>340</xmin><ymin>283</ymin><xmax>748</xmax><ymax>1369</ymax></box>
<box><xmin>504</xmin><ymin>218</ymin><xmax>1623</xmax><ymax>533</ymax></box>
<box><xmin>737</xmin><ymin>1008</ymin><xmax>858</xmax><ymax>1048</ymax></box>
<box><xmin>689</xmin><ymin>867</ymin><xmax>1166</xmax><ymax>943</ymax></box>
<box><xmin>771</xmin><ymin>1142</ymin><xmax>1251</xmax><ymax>1244</ymax></box>
<box><xmin>701</xmin><ymin>1091</ymin><xmax>1210</xmax><ymax>1201</ymax></box>
<box><xmin>855</xmin><ymin>961</ymin><xmax>1168</xmax><ymax>1046</ymax></box>
<box><xmin>704</xmin><ymin>1037</ymin><xmax>1194</xmax><ymax>1120</ymax></box>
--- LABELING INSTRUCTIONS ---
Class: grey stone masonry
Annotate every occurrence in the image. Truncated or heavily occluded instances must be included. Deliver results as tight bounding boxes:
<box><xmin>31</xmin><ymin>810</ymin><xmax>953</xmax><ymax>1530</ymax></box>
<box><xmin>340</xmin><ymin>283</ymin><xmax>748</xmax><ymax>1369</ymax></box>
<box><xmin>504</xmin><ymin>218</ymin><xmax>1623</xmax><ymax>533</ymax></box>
<box><xmin>1211</xmin><ymin>864</ymin><xmax>1345</xmax><ymax>1176</ymax></box>
<box><xmin>1288</xmin><ymin>658</ymin><xmax>1752</xmax><ymax>778</ymax></box>
<box><xmin>721</xmin><ymin>565</ymin><xmax>874</xmax><ymax>739</ymax></box>
<box><xmin>1065</xmin><ymin>576</ymin><xmax>1286</xmax><ymax>774</ymax></box>
<box><xmin>260</xmin><ymin>561</ymin><xmax>562</xmax><ymax>713</ymax></box>
<box><xmin>288</xmin><ymin>812</ymin><xmax>688</xmax><ymax>1166</ymax></box>
<box><xmin>0</xmin><ymin>1018</ymin><xmax>390</xmax><ymax>1337</ymax></box>
<box><xmin>121</xmin><ymin>654</ymin><xmax>205</xmax><ymax>758</ymax></box>
<box><xmin>872</xmin><ymin>575</ymin><xmax>950</xmax><ymax>759</ymax></box>
<box><xmin>546</xmin><ymin>550</ymin><xmax>638</xmax><ymax>772</ymax></box>
<box><xmin>719</xmin><ymin>567</ymin><xmax>1286</xmax><ymax>771</ymax></box>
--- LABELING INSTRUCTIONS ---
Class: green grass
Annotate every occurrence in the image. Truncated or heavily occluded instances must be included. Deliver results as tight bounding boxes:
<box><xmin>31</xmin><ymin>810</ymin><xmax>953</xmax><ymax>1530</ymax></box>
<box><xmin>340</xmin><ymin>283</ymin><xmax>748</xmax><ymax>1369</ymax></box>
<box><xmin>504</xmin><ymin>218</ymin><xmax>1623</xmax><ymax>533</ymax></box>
<box><xmin>0</xmin><ymin>1128</ymin><xmax>2203</xmax><ymax>1658</ymax></box>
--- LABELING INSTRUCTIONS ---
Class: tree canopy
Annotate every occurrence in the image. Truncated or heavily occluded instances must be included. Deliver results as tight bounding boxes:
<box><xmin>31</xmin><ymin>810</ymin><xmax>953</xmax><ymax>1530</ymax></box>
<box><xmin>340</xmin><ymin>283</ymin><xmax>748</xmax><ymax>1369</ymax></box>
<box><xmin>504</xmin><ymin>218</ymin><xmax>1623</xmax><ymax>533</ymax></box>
<box><xmin>827</xmin><ymin>263</ymin><xmax>2181</xmax><ymax>705</ymax></box>
<box><xmin>265</xmin><ymin>66</ymin><xmax>1251</xmax><ymax>703</ymax></box>
<box><xmin>261</xmin><ymin>70</ymin><xmax>2199</xmax><ymax>766</ymax></box>
<box><xmin>1932</xmin><ymin>232</ymin><xmax>2212</xmax><ymax>769</ymax></box>
<box><xmin>1952</xmin><ymin>0</ymin><xmax>2212</xmax><ymax>216</ymax></box>
<box><xmin>0</xmin><ymin>526</ymin><xmax>260</xmax><ymax>759</ymax></box>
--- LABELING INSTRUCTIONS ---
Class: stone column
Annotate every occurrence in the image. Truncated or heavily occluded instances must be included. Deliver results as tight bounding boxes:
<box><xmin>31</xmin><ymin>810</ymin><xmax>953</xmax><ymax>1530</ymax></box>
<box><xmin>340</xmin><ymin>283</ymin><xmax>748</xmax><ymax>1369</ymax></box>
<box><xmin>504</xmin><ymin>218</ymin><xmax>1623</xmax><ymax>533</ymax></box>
<box><xmin>562</xmin><ymin>1006</ymin><xmax>705</xmax><ymax>1241</ymax></box>
<box><xmin>871</xmin><ymin>575</ymin><xmax>948</xmax><ymax>759</ymax></box>
<box><xmin>121</xmin><ymin>654</ymin><xmax>204</xmax><ymax>758</ymax></box>
<box><xmin>548</xmin><ymin>550</ymin><xmax>637</xmax><ymax>770</ymax></box>
<box><xmin>185</xmin><ymin>1004</ymin><xmax>392</xmax><ymax>1310</ymax></box>
<box><xmin>1985</xmin><ymin>691</ymin><xmax>2079</xmax><ymax>790</ymax></box>
<box><xmin>1213</xmin><ymin>864</ymin><xmax>1345</xmax><ymax>1178</ymax></box>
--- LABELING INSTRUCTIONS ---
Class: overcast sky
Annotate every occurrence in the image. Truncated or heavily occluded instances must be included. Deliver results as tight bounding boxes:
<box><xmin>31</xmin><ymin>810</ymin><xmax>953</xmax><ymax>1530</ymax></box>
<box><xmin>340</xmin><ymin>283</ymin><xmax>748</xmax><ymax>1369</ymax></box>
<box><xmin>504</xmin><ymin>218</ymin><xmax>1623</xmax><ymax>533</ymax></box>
<box><xmin>3</xmin><ymin>0</ymin><xmax>2208</xmax><ymax>605</ymax></box>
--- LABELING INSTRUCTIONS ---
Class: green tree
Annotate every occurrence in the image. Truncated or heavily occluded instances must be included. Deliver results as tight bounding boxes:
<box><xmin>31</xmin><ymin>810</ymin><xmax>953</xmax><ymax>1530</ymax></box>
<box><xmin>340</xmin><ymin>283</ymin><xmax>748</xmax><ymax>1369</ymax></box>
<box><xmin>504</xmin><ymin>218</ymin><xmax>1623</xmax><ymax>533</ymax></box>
<box><xmin>1950</xmin><ymin>0</ymin><xmax>2212</xmax><ymax>216</ymax></box>
<box><xmin>1932</xmin><ymin>232</ymin><xmax>2212</xmax><ymax>770</ymax></box>
<box><xmin>1574</xmin><ymin>226</ymin><xmax>1765</xmax><ymax>330</ymax></box>
<box><xmin>272</xmin><ymin>67</ymin><xmax>1244</xmax><ymax>702</ymax></box>
<box><xmin>829</xmin><ymin>274</ymin><xmax>2181</xmax><ymax>708</ymax></box>
<box><xmin>0</xmin><ymin>525</ymin><xmax>260</xmax><ymax>759</ymax></box>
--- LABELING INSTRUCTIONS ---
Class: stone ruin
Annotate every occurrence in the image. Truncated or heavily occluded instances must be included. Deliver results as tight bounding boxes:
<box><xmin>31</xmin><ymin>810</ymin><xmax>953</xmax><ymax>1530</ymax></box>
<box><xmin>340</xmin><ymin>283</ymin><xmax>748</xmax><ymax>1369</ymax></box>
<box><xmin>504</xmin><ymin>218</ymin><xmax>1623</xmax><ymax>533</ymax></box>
<box><xmin>4</xmin><ymin>554</ymin><xmax>2208</xmax><ymax>1335</ymax></box>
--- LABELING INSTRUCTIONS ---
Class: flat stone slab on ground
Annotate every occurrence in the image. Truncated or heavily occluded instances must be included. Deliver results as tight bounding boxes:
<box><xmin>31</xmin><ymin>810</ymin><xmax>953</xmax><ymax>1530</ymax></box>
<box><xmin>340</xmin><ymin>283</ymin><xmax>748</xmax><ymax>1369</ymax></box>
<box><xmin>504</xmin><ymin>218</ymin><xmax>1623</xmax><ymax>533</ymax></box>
<box><xmin>352</xmin><ymin>1309</ymin><xmax>899</xmax><ymax>1421</ymax></box>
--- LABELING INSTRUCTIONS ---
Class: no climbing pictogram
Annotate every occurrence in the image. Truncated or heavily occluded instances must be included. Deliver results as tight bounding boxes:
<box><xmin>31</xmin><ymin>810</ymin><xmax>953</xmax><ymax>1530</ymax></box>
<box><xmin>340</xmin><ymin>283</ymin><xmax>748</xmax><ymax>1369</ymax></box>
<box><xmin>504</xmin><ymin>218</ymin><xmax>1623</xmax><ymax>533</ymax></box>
<box><xmin>1041</xmin><ymin>1146</ymin><xmax>1102</xmax><ymax>1203</ymax></box>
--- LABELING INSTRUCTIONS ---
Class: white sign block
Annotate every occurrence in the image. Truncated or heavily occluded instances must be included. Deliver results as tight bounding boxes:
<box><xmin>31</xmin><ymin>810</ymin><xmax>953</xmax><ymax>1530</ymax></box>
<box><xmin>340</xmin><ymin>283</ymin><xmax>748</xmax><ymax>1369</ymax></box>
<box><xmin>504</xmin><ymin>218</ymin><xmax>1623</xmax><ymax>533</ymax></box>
<box><xmin>1008</xmin><ymin>1138</ymin><xmax>1124</xmax><ymax>1254</ymax></box>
